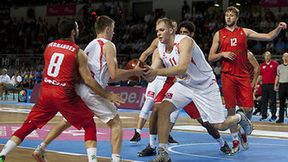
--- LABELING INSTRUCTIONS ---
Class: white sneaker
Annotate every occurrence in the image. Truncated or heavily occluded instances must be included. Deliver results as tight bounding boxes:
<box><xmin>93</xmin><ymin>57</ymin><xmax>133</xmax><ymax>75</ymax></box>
<box><xmin>32</xmin><ymin>145</ymin><xmax>47</xmax><ymax>162</ymax></box>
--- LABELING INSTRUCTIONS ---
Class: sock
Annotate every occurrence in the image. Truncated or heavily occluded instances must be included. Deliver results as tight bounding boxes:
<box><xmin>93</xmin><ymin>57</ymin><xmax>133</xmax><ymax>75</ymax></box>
<box><xmin>86</xmin><ymin>148</ymin><xmax>97</xmax><ymax>162</ymax></box>
<box><xmin>236</xmin><ymin>114</ymin><xmax>241</xmax><ymax>123</ymax></box>
<box><xmin>231</xmin><ymin>132</ymin><xmax>239</xmax><ymax>141</ymax></box>
<box><xmin>216</xmin><ymin>136</ymin><xmax>225</xmax><ymax>147</ymax></box>
<box><xmin>149</xmin><ymin>134</ymin><xmax>157</xmax><ymax>148</ymax></box>
<box><xmin>239</xmin><ymin>127</ymin><xmax>245</xmax><ymax>134</ymax></box>
<box><xmin>0</xmin><ymin>140</ymin><xmax>17</xmax><ymax>156</ymax></box>
<box><xmin>39</xmin><ymin>142</ymin><xmax>47</xmax><ymax>149</ymax></box>
<box><xmin>159</xmin><ymin>143</ymin><xmax>168</xmax><ymax>152</ymax></box>
<box><xmin>136</xmin><ymin>129</ymin><xmax>142</xmax><ymax>134</ymax></box>
<box><xmin>112</xmin><ymin>154</ymin><xmax>120</xmax><ymax>162</ymax></box>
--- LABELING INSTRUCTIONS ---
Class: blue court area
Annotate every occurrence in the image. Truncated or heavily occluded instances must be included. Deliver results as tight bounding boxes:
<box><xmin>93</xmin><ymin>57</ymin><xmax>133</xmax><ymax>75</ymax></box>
<box><xmin>1</xmin><ymin>128</ymin><xmax>288</xmax><ymax>162</ymax></box>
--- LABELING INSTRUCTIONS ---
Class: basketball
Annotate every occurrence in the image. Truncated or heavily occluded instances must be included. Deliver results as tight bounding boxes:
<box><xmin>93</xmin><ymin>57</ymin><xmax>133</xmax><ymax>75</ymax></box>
<box><xmin>125</xmin><ymin>59</ymin><xmax>145</xmax><ymax>82</ymax></box>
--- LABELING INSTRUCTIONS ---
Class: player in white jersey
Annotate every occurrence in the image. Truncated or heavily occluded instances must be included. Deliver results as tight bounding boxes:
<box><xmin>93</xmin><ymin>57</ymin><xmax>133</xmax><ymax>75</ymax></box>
<box><xmin>143</xmin><ymin>18</ymin><xmax>253</xmax><ymax>162</ymax></box>
<box><xmin>32</xmin><ymin>15</ymin><xmax>146</xmax><ymax>162</ymax></box>
<box><xmin>130</xmin><ymin>20</ymin><xmax>180</xmax><ymax>147</ymax></box>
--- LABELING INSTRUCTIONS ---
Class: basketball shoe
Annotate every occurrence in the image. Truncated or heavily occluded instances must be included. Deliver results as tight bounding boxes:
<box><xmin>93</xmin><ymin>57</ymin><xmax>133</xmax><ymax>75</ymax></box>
<box><xmin>239</xmin><ymin>130</ymin><xmax>249</xmax><ymax>150</ymax></box>
<box><xmin>168</xmin><ymin>134</ymin><xmax>178</xmax><ymax>144</ymax></box>
<box><xmin>236</xmin><ymin>110</ymin><xmax>253</xmax><ymax>135</ymax></box>
<box><xmin>149</xmin><ymin>147</ymin><xmax>171</xmax><ymax>162</ymax></box>
<box><xmin>130</xmin><ymin>129</ymin><xmax>141</xmax><ymax>144</ymax></box>
<box><xmin>231</xmin><ymin>140</ymin><xmax>240</xmax><ymax>154</ymax></box>
<box><xmin>32</xmin><ymin>144</ymin><xmax>47</xmax><ymax>162</ymax></box>
<box><xmin>220</xmin><ymin>141</ymin><xmax>232</xmax><ymax>155</ymax></box>
<box><xmin>137</xmin><ymin>144</ymin><xmax>156</xmax><ymax>157</ymax></box>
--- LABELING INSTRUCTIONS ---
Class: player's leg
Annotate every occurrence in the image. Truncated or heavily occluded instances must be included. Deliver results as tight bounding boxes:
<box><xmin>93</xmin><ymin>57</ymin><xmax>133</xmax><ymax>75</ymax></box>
<box><xmin>137</xmin><ymin>109</ymin><xmax>157</xmax><ymax>157</ymax></box>
<box><xmin>33</xmin><ymin>119</ymin><xmax>71</xmax><ymax>162</ymax></box>
<box><xmin>0</xmin><ymin>97</ymin><xmax>57</xmax><ymax>162</ymax></box>
<box><xmin>83</xmin><ymin>118</ymin><xmax>97</xmax><ymax>162</ymax></box>
<box><xmin>131</xmin><ymin>97</ymin><xmax>154</xmax><ymax>143</ymax></box>
<box><xmin>106</xmin><ymin>115</ymin><xmax>122</xmax><ymax>162</ymax></box>
<box><xmin>221</xmin><ymin>74</ymin><xmax>240</xmax><ymax>153</ymax></box>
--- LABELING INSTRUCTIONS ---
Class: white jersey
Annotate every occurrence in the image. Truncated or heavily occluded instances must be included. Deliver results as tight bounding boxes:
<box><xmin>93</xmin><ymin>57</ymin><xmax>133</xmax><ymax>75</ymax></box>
<box><xmin>157</xmin><ymin>35</ymin><xmax>215</xmax><ymax>89</ymax></box>
<box><xmin>84</xmin><ymin>38</ymin><xmax>110</xmax><ymax>88</ymax></box>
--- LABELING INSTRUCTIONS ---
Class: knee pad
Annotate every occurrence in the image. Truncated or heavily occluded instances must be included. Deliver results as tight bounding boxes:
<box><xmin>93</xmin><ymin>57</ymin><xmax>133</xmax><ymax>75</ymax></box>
<box><xmin>139</xmin><ymin>99</ymin><xmax>154</xmax><ymax>119</ymax></box>
<box><xmin>170</xmin><ymin>110</ymin><xmax>180</xmax><ymax>123</ymax></box>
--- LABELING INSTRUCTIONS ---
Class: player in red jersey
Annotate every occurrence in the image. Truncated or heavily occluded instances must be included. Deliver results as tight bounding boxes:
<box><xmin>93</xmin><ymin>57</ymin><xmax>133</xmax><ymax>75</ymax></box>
<box><xmin>208</xmin><ymin>6</ymin><xmax>286</xmax><ymax>153</ymax></box>
<box><xmin>0</xmin><ymin>18</ymin><xmax>123</xmax><ymax>162</ymax></box>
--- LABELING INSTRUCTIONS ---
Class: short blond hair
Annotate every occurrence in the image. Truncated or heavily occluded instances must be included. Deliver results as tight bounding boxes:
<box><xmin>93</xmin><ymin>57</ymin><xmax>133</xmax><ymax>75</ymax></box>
<box><xmin>156</xmin><ymin>18</ymin><xmax>174</xmax><ymax>29</ymax></box>
<box><xmin>225</xmin><ymin>6</ymin><xmax>240</xmax><ymax>17</ymax></box>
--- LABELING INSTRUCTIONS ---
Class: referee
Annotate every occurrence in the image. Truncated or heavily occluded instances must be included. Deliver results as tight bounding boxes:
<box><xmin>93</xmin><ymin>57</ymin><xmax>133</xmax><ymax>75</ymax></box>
<box><xmin>274</xmin><ymin>52</ymin><xmax>288</xmax><ymax>123</ymax></box>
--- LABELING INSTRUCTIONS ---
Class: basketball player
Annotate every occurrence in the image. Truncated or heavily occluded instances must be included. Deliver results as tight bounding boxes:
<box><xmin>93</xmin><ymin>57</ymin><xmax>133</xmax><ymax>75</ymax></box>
<box><xmin>0</xmin><ymin>18</ymin><xmax>124</xmax><ymax>162</ymax></box>
<box><xmin>31</xmin><ymin>16</ymin><xmax>146</xmax><ymax>162</ymax></box>
<box><xmin>143</xmin><ymin>18</ymin><xmax>253</xmax><ymax>162</ymax></box>
<box><xmin>208</xmin><ymin>6</ymin><xmax>286</xmax><ymax>153</ymax></box>
<box><xmin>130</xmin><ymin>21</ymin><xmax>180</xmax><ymax>151</ymax></box>
<box><xmin>134</xmin><ymin>21</ymin><xmax>232</xmax><ymax>157</ymax></box>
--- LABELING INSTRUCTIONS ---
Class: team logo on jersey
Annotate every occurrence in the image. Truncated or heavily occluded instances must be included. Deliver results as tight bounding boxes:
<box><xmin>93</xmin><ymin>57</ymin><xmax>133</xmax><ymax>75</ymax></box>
<box><xmin>165</xmin><ymin>93</ymin><xmax>173</xmax><ymax>99</ymax></box>
<box><xmin>147</xmin><ymin>91</ymin><xmax>155</xmax><ymax>98</ymax></box>
<box><xmin>263</xmin><ymin>66</ymin><xmax>266</xmax><ymax>69</ymax></box>
<box><xmin>270</xmin><ymin>65</ymin><xmax>273</xmax><ymax>68</ymax></box>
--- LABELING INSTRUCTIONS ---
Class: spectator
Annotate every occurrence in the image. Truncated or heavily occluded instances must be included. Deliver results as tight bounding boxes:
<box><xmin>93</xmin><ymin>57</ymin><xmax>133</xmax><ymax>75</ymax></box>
<box><xmin>258</xmin><ymin>51</ymin><xmax>278</xmax><ymax>121</ymax></box>
<box><xmin>0</xmin><ymin>68</ymin><xmax>11</xmax><ymax>98</ymax></box>
<box><xmin>274</xmin><ymin>52</ymin><xmax>288</xmax><ymax>123</ymax></box>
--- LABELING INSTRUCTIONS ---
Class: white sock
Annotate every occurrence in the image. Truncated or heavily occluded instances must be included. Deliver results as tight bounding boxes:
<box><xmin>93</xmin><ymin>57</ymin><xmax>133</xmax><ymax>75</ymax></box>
<box><xmin>0</xmin><ymin>140</ymin><xmax>17</xmax><ymax>156</ymax></box>
<box><xmin>216</xmin><ymin>137</ymin><xmax>225</xmax><ymax>147</ymax></box>
<box><xmin>231</xmin><ymin>132</ymin><xmax>239</xmax><ymax>141</ymax></box>
<box><xmin>136</xmin><ymin>129</ymin><xmax>142</xmax><ymax>134</ymax></box>
<box><xmin>159</xmin><ymin>143</ymin><xmax>168</xmax><ymax>152</ymax></box>
<box><xmin>149</xmin><ymin>134</ymin><xmax>157</xmax><ymax>148</ymax></box>
<box><xmin>239</xmin><ymin>127</ymin><xmax>245</xmax><ymax>134</ymax></box>
<box><xmin>111</xmin><ymin>154</ymin><xmax>120</xmax><ymax>162</ymax></box>
<box><xmin>86</xmin><ymin>148</ymin><xmax>97</xmax><ymax>162</ymax></box>
<box><xmin>39</xmin><ymin>142</ymin><xmax>47</xmax><ymax>149</ymax></box>
<box><xmin>236</xmin><ymin>114</ymin><xmax>241</xmax><ymax>123</ymax></box>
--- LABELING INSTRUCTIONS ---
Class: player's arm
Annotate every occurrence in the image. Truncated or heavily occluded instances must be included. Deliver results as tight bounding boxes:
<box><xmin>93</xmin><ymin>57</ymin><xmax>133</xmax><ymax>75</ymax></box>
<box><xmin>208</xmin><ymin>31</ymin><xmax>236</xmax><ymax>62</ymax></box>
<box><xmin>244</xmin><ymin>22</ymin><xmax>287</xmax><ymax>41</ymax></box>
<box><xmin>77</xmin><ymin>49</ymin><xmax>124</xmax><ymax>105</ymax></box>
<box><xmin>274</xmin><ymin>68</ymin><xmax>280</xmax><ymax>91</ymax></box>
<box><xmin>145</xmin><ymin>37</ymin><xmax>192</xmax><ymax>78</ymax></box>
<box><xmin>247</xmin><ymin>50</ymin><xmax>260</xmax><ymax>89</ymax></box>
<box><xmin>104</xmin><ymin>42</ymin><xmax>145</xmax><ymax>82</ymax></box>
<box><xmin>143</xmin><ymin>48</ymin><xmax>164</xmax><ymax>82</ymax></box>
<box><xmin>138</xmin><ymin>38</ymin><xmax>159</xmax><ymax>62</ymax></box>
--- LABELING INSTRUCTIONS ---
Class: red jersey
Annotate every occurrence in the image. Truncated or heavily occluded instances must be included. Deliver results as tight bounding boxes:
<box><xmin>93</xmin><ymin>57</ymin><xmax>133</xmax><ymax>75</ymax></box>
<box><xmin>219</xmin><ymin>27</ymin><xmax>249</xmax><ymax>78</ymax></box>
<box><xmin>42</xmin><ymin>39</ymin><xmax>80</xmax><ymax>97</ymax></box>
<box><xmin>260</xmin><ymin>60</ymin><xmax>278</xmax><ymax>84</ymax></box>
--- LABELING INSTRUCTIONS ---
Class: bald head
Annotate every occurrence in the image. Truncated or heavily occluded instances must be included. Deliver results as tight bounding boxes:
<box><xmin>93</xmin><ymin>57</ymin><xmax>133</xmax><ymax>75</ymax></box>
<box><xmin>263</xmin><ymin>51</ymin><xmax>271</xmax><ymax>63</ymax></box>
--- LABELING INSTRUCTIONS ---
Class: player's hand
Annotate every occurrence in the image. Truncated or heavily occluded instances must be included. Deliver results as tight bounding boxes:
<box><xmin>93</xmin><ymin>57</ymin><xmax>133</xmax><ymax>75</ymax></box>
<box><xmin>106</xmin><ymin>92</ymin><xmax>125</xmax><ymax>106</ymax></box>
<box><xmin>278</xmin><ymin>22</ymin><xmax>287</xmax><ymax>29</ymax></box>
<box><xmin>221</xmin><ymin>51</ymin><xmax>236</xmax><ymax>60</ymax></box>
<box><xmin>274</xmin><ymin>85</ymin><xmax>279</xmax><ymax>92</ymax></box>
<box><xmin>143</xmin><ymin>65</ymin><xmax>157</xmax><ymax>82</ymax></box>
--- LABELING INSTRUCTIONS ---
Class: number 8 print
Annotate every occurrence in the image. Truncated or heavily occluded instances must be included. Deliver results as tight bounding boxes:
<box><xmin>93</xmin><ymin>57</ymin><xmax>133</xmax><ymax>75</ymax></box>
<box><xmin>47</xmin><ymin>52</ymin><xmax>64</xmax><ymax>77</ymax></box>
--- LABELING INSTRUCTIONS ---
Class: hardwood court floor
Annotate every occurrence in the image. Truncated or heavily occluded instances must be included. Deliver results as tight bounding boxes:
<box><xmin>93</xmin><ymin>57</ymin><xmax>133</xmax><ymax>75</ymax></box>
<box><xmin>0</xmin><ymin>103</ymin><xmax>288</xmax><ymax>162</ymax></box>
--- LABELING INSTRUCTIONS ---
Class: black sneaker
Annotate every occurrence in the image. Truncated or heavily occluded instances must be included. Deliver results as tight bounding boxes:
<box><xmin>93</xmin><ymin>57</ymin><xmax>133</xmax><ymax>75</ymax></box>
<box><xmin>137</xmin><ymin>144</ymin><xmax>156</xmax><ymax>157</ymax></box>
<box><xmin>149</xmin><ymin>147</ymin><xmax>171</xmax><ymax>162</ymax></box>
<box><xmin>276</xmin><ymin>118</ymin><xmax>284</xmax><ymax>123</ymax></box>
<box><xmin>220</xmin><ymin>141</ymin><xmax>232</xmax><ymax>155</ymax></box>
<box><xmin>168</xmin><ymin>134</ymin><xmax>178</xmax><ymax>144</ymax></box>
<box><xmin>269</xmin><ymin>116</ymin><xmax>277</xmax><ymax>122</ymax></box>
<box><xmin>0</xmin><ymin>155</ymin><xmax>5</xmax><ymax>162</ymax></box>
<box><xmin>130</xmin><ymin>129</ymin><xmax>141</xmax><ymax>144</ymax></box>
